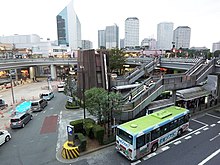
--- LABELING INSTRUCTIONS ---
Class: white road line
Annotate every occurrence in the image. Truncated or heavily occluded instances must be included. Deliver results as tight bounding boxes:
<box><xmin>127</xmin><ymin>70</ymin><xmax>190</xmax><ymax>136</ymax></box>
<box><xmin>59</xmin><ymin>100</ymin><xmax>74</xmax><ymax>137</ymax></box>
<box><xmin>144</xmin><ymin>152</ymin><xmax>157</xmax><ymax>159</ymax></box>
<box><xmin>217</xmin><ymin>121</ymin><xmax>220</xmax><ymax>124</ymax></box>
<box><xmin>185</xmin><ymin>136</ymin><xmax>192</xmax><ymax>140</ymax></box>
<box><xmin>43</xmin><ymin>111</ymin><xmax>46</xmax><ymax>113</ymax></box>
<box><xmin>191</xmin><ymin>119</ymin><xmax>208</xmax><ymax>126</ymax></box>
<box><xmin>206</xmin><ymin>113</ymin><xmax>220</xmax><ymax>119</ymax></box>
<box><xmin>188</xmin><ymin>128</ymin><xmax>193</xmax><ymax>132</ymax></box>
<box><xmin>165</xmin><ymin>125</ymin><xmax>207</xmax><ymax>146</ymax></box>
<box><xmin>198</xmin><ymin>148</ymin><xmax>220</xmax><ymax>165</ymax></box>
<box><xmin>210</xmin><ymin>133</ymin><xmax>220</xmax><ymax>142</ymax></box>
<box><xmin>174</xmin><ymin>141</ymin><xmax>181</xmax><ymax>145</ymax></box>
<box><xmin>203</xmin><ymin>127</ymin><xmax>209</xmax><ymax>131</ymax></box>
<box><xmin>161</xmin><ymin>146</ymin><xmax>170</xmax><ymax>151</ymax></box>
<box><xmin>210</xmin><ymin>124</ymin><xmax>216</xmax><ymax>127</ymax></box>
<box><xmin>131</xmin><ymin>160</ymin><xmax>141</xmax><ymax>165</ymax></box>
<box><xmin>194</xmin><ymin>131</ymin><xmax>201</xmax><ymax>135</ymax></box>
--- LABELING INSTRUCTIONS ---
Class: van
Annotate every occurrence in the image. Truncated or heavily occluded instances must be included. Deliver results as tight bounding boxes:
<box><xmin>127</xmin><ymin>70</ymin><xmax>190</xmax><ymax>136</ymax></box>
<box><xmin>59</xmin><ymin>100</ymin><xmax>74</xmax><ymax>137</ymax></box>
<box><xmin>10</xmin><ymin>112</ymin><xmax>33</xmax><ymax>129</ymax></box>
<box><xmin>31</xmin><ymin>99</ymin><xmax>47</xmax><ymax>112</ymax></box>
<box><xmin>41</xmin><ymin>91</ymin><xmax>54</xmax><ymax>101</ymax></box>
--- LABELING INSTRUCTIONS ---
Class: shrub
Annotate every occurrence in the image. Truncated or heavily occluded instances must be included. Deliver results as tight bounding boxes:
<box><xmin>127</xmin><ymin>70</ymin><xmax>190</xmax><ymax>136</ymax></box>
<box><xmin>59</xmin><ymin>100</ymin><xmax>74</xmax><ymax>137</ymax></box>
<box><xmin>65</xmin><ymin>101</ymin><xmax>80</xmax><ymax>109</ymax></box>
<box><xmin>69</xmin><ymin>119</ymin><xmax>84</xmax><ymax>134</ymax></box>
<box><xmin>93</xmin><ymin>125</ymin><xmax>105</xmax><ymax>145</ymax></box>
<box><xmin>74</xmin><ymin>133</ymin><xmax>87</xmax><ymax>152</ymax></box>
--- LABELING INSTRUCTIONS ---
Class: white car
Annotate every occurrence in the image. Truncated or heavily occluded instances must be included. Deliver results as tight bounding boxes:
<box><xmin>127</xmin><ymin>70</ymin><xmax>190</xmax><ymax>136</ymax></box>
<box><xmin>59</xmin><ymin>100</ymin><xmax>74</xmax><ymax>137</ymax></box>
<box><xmin>0</xmin><ymin>130</ymin><xmax>11</xmax><ymax>145</ymax></box>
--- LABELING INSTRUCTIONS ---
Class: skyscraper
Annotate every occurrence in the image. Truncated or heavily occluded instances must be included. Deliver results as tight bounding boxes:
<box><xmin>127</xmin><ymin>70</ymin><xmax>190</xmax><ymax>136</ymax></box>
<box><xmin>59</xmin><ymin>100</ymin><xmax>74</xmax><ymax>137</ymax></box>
<box><xmin>105</xmin><ymin>24</ymin><xmax>119</xmax><ymax>49</ymax></box>
<box><xmin>212</xmin><ymin>41</ymin><xmax>220</xmax><ymax>52</ymax></box>
<box><xmin>157</xmin><ymin>22</ymin><xmax>174</xmax><ymax>50</ymax></box>
<box><xmin>173</xmin><ymin>26</ymin><xmax>191</xmax><ymax>49</ymax></box>
<box><xmin>125</xmin><ymin>17</ymin><xmax>139</xmax><ymax>48</ymax></box>
<box><xmin>56</xmin><ymin>0</ymin><xmax>81</xmax><ymax>50</ymax></box>
<box><xmin>98</xmin><ymin>30</ymin><xmax>106</xmax><ymax>48</ymax></box>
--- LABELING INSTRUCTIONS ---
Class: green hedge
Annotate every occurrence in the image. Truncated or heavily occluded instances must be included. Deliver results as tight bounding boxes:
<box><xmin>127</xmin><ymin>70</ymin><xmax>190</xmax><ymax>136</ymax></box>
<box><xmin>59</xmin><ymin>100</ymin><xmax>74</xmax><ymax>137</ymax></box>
<box><xmin>74</xmin><ymin>133</ymin><xmax>87</xmax><ymax>152</ymax></box>
<box><xmin>69</xmin><ymin>118</ymin><xmax>96</xmax><ymax>136</ymax></box>
<box><xmin>93</xmin><ymin>125</ymin><xmax>105</xmax><ymax>145</ymax></box>
<box><xmin>65</xmin><ymin>101</ymin><xmax>80</xmax><ymax>109</ymax></box>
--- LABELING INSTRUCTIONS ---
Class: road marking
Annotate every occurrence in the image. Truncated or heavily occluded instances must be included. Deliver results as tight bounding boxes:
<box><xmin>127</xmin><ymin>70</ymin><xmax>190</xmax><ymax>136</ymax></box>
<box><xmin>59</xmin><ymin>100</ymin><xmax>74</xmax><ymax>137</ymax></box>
<box><xmin>185</xmin><ymin>136</ymin><xmax>192</xmax><ymax>140</ymax></box>
<box><xmin>131</xmin><ymin>160</ymin><xmax>141</xmax><ymax>165</ymax></box>
<box><xmin>165</xmin><ymin>125</ymin><xmax>207</xmax><ymax>146</ymax></box>
<box><xmin>174</xmin><ymin>141</ymin><xmax>181</xmax><ymax>145</ymax></box>
<box><xmin>217</xmin><ymin>121</ymin><xmax>220</xmax><ymax>124</ymax></box>
<box><xmin>43</xmin><ymin>111</ymin><xmax>46</xmax><ymax>113</ymax></box>
<box><xmin>50</xmin><ymin>107</ymin><xmax>54</xmax><ymax>110</ymax></box>
<box><xmin>194</xmin><ymin>131</ymin><xmax>201</xmax><ymax>135</ymax></box>
<box><xmin>206</xmin><ymin>113</ymin><xmax>220</xmax><ymax>119</ymax></box>
<box><xmin>210</xmin><ymin>133</ymin><xmax>220</xmax><ymax>141</ymax></box>
<box><xmin>191</xmin><ymin>119</ymin><xmax>208</xmax><ymax>126</ymax></box>
<box><xmin>198</xmin><ymin>148</ymin><xmax>220</xmax><ymax>165</ymax></box>
<box><xmin>188</xmin><ymin>128</ymin><xmax>193</xmax><ymax>132</ymax></box>
<box><xmin>161</xmin><ymin>146</ymin><xmax>170</xmax><ymax>151</ymax></box>
<box><xmin>210</xmin><ymin>124</ymin><xmax>216</xmax><ymax>127</ymax></box>
<box><xmin>203</xmin><ymin>127</ymin><xmax>209</xmax><ymax>131</ymax></box>
<box><xmin>143</xmin><ymin>152</ymin><xmax>157</xmax><ymax>160</ymax></box>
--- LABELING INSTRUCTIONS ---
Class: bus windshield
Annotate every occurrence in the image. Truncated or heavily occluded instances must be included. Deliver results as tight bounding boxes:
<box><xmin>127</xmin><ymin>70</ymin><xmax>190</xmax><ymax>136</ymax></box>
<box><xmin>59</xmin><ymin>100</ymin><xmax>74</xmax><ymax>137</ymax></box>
<box><xmin>117</xmin><ymin>128</ymin><xmax>133</xmax><ymax>145</ymax></box>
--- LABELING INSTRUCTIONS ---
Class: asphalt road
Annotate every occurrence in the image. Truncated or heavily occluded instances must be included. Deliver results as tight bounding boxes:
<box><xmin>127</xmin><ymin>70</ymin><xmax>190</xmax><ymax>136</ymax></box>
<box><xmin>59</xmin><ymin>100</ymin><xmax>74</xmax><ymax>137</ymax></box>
<box><xmin>0</xmin><ymin>91</ymin><xmax>65</xmax><ymax>165</ymax></box>
<box><xmin>68</xmin><ymin>109</ymin><xmax>220</xmax><ymax>165</ymax></box>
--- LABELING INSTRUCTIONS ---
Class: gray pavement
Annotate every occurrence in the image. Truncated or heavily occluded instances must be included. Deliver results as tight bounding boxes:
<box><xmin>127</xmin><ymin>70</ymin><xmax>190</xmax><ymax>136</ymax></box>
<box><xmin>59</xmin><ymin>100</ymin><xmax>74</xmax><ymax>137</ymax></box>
<box><xmin>0</xmin><ymin>79</ymin><xmax>60</xmax><ymax>130</ymax></box>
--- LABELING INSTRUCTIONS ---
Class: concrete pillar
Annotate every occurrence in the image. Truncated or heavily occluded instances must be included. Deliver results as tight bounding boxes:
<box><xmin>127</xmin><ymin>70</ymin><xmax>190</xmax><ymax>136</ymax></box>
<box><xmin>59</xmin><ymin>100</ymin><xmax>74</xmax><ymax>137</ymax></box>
<box><xmin>50</xmin><ymin>65</ymin><xmax>57</xmax><ymax>80</ymax></box>
<box><xmin>172</xmin><ymin>90</ymin><xmax>176</xmax><ymax>104</ymax></box>
<box><xmin>29</xmin><ymin>67</ymin><xmax>35</xmax><ymax>81</ymax></box>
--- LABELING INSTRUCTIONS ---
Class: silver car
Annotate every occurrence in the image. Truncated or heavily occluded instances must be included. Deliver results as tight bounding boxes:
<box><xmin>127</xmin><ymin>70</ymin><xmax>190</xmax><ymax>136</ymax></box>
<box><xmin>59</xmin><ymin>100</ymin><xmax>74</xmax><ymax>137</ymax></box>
<box><xmin>10</xmin><ymin>112</ymin><xmax>33</xmax><ymax>129</ymax></box>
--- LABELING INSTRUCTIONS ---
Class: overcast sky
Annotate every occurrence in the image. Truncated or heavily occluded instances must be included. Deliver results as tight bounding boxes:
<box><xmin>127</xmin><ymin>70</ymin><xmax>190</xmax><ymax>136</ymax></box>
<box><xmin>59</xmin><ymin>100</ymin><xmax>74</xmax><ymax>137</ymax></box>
<box><xmin>0</xmin><ymin>0</ymin><xmax>220</xmax><ymax>50</ymax></box>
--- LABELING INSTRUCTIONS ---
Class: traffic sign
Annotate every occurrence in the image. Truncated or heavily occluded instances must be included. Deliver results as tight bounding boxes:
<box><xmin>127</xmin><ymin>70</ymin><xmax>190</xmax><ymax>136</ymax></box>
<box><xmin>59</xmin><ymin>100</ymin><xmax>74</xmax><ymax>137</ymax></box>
<box><xmin>67</xmin><ymin>125</ymin><xmax>74</xmax><ymax>136</ymax></box>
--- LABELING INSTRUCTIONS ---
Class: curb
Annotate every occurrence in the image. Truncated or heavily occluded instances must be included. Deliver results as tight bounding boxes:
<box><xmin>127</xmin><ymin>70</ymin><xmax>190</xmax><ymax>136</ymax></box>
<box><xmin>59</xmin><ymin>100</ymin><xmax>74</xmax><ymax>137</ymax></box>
<box><xmin>56</xmin><ymin>141</ymin><xmax>115</xmax><ymax>163</ymax></box>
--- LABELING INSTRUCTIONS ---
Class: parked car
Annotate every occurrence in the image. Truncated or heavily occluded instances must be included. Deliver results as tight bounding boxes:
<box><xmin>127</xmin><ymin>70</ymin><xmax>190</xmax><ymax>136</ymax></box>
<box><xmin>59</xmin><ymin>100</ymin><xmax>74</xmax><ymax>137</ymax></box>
<box><xmin>10</xmin><ymin>112</ymin><xmax>33</xmax><ymax>129</ymax></box>
<box><xmin>0</xmin><ymin>130</ymin><xmax>11</xmax><ymax>145</ymax></box>
<box><xmin>41</xmin><ymin>91</ymin><xmax>54</xmax><ymax>101</ymax></box>
<box><xmin>31</xmin><ymin>99</ymin><xmax>48</xmax><ymax>112</ymax></box>
<box><xmin>0</xmin><ymin>99</ymin><xmax>8</xmax><ymax>110</ymax></box>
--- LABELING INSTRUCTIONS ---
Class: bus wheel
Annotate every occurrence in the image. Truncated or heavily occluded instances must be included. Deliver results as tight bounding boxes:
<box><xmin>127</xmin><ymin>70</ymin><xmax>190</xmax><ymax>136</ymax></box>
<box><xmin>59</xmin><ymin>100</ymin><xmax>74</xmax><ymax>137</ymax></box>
<box><xmin>177</xmin><ymin>129</ymin><xmax>182</xmax><ymax>137</ymax></box>
<box><xmin>151</xmin><ymin>143</ymin><xmax>158</xmax><ymax>152</ymax></box>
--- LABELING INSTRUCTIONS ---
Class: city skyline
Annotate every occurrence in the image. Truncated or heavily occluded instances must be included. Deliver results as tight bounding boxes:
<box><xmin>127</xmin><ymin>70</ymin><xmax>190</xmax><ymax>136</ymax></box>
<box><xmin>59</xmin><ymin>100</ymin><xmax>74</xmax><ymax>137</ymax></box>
<box><xmin>0</xmin><ymin>0</ymin><xmax>220</xmax><ymax>50</ymax></box>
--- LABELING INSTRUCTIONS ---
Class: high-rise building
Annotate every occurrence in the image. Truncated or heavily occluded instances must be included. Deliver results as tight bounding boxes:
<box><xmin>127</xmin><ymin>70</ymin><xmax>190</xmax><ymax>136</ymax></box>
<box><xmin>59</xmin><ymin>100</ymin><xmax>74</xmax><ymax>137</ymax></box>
<box><xmin>81</xmin><ymin>40</ymin><xmax>93</xmax><ymax>49</ymax></box>
<box><xmin>120</xmin><ymin>39</ymin><xmax>125</xmax><ymax>49</ymax></box>
<box><xmin>173</xmin><ymin>26</ymin><xmax>191</xmax><ymax>49</ymax></box>
<box><xmin>125</xmin><ymin>17</ymin><xmax>139</xmax><ymax>48</ymax></box>
<box><xmin>157</xmin><ymin>22</ymin><xmax>174</xmax><ymax>50</ymax></box>
<box><xmin>56</xmin><ymin>0</ymin><xmax>81</xmax><ymax>50</ymax></box>
<box><xmin>141</xmin><ymin>38</ymin><xmax>157</xmax><ymax>50</ymax></box>
<box><xmin>98</xmin><ymin>30</ymin><xmax>106</xmax><ymax>48</ymax></box>
<box><xmin>105</xmin><ymin>24</ymin><xmax>119</xmax><ymax>49</ymax></box>
<box><xmin>212</xmin><ymin>41</ymin><xmax>220</xmax><ymax>52</ymax></box>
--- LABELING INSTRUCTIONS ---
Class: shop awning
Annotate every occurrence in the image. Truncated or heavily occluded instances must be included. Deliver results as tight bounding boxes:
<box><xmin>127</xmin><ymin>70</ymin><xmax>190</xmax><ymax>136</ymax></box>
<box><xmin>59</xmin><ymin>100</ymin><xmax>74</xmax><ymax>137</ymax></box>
<box><xmin>176</xmin><ymin>86</ymin><xmax>211</xmax><ymax>101</ymax></box>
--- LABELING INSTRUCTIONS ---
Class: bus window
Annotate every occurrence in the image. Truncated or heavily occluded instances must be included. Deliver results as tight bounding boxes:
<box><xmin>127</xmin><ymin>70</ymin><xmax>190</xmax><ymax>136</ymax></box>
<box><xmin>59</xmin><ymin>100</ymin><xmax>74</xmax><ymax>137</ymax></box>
<box><xmin>151</xmin><ymin>128</ymin><xmax>160</xmax><ymax>141</ymax></box>
<box><xmin>161</xmin><ymin>123</ymin><xmax>170</xmax><ymax>136</ymax></box>
<box><xmin>136</xmin><ymin>134</ymin><xmax>145</xmax><ymax>149</ymax></box>
<box><xmin>117</xmin><ymin>128</ymin><xmax>133</xmax><ymax>145</ymax></box>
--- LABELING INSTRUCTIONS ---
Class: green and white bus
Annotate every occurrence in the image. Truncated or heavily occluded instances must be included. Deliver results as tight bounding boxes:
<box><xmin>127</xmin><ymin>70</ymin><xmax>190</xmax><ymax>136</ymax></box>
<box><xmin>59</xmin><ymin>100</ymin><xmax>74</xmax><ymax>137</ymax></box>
<box><xmin>116</xmin><ymin>106</ymin><xmax>190</xmax><ymax>161</ymax></box>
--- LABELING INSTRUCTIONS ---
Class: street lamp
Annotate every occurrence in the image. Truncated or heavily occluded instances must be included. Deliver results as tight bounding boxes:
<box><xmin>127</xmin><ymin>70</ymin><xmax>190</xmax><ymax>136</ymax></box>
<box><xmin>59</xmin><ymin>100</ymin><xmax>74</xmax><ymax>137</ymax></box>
<box><xmin>80</xmin><ymin>65</ymin><xmax>86</xmax><ymax>119</ymax></box>
<box><xmin>9</xmin><ymin>70</ymin><xmax>15</xmax><ymax>104</ymax></box>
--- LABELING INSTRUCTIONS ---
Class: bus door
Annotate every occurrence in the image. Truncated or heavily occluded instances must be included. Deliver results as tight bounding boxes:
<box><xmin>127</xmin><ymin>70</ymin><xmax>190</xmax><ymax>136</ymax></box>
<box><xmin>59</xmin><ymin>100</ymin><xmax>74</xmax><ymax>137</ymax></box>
<box><xmin>136</xmin><ymin>133</ymin><xmax>151</xmax><ymax>159</ymax></box>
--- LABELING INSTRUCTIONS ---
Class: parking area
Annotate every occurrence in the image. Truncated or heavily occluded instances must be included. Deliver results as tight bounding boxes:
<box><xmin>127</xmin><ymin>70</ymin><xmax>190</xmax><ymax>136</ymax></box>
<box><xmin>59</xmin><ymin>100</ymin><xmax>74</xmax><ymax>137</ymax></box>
<box><xmin>0</xmin><ymin>80</ymin><xmax>60</xmax><ymax>130</ymax></box>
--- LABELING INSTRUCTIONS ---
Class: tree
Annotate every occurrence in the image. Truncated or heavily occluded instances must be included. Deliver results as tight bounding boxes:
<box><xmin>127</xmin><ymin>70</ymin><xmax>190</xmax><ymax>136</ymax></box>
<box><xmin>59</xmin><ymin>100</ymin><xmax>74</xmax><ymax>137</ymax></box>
<box><xmin>107</xmin><ymin>48</ymin><xmax>126</xmax><ymax>75</ymax></box>
<box><xmin>85</xmin><ymin>87</ymin><xmax>122</xmax><ymax>125</ymax></box>
<box><xmin>214</xmin><ymin>50</ymin><xmax>220</xmax><ymax>58</ymax></box>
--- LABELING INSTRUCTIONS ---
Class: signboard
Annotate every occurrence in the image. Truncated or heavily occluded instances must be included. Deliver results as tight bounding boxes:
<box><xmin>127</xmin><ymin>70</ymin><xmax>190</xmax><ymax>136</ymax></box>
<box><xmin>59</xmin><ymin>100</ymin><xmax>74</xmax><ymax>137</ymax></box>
<box><xmin>67</xmin><ymin>96</ymin><xmax>73</xmax><ymax>103</ymax></box>
<box><xmin>67</xmin><ymin>125</ymin><xmax>74</xmax><ymax>136</ymax></box>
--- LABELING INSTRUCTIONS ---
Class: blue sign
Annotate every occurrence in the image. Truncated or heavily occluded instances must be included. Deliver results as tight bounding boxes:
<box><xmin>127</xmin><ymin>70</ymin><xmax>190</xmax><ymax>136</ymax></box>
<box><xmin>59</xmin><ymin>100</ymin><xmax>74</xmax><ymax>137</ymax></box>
<box><xmin>67</xmin><ymin>125</ymin><xmax>74</xmax><ymax>136</ymax></box>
